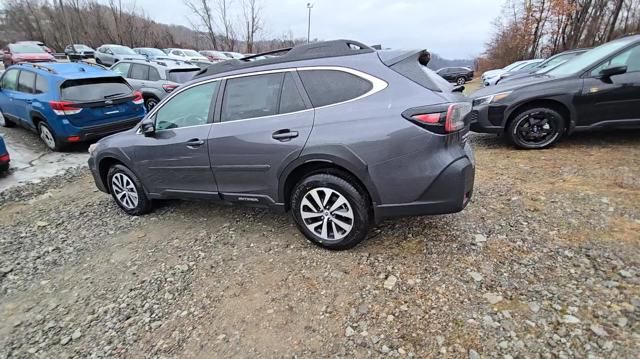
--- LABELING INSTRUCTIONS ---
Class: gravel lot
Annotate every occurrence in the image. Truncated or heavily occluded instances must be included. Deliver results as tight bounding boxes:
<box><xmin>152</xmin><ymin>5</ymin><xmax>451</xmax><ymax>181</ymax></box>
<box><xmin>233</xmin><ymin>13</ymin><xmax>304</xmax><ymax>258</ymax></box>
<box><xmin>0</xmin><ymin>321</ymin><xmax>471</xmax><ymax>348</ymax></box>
<box><xmin>1</xmin><ymin>124</ymin><xmax>639</xmax><ymax>357</ymax></box>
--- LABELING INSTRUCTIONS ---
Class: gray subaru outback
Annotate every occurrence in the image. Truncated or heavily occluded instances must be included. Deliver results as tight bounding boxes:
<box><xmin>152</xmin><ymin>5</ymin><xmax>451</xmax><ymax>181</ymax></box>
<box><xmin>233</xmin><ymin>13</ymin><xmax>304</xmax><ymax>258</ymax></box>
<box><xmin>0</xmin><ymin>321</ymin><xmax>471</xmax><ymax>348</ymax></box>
<box><xmin>88</xmin><ymin>40</ymin><xmax>476</xmax><ymax>250</ymax></box>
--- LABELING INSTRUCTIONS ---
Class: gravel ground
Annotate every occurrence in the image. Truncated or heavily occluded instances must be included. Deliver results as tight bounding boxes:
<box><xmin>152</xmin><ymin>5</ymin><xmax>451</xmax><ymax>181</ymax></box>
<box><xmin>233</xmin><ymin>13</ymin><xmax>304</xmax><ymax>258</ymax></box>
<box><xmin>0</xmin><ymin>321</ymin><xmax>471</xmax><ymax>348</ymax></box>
<box><xmin>1</xmin><ymin>131</ymin><xmax>639</xmax><ymax>358</ymax></box>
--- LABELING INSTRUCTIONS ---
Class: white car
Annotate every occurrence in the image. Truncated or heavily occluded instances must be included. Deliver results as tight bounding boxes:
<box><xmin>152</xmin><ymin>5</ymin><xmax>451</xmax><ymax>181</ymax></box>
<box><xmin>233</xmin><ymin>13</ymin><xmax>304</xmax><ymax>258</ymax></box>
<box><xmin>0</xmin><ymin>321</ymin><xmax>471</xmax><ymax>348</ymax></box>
<box><xmin>482</xmin><ymin>60</ymin><xmax>543</xmax><ymax>86</ymax></box>
<box><xmin>166</xmin><ymin>48</ymin><xmax>209</xmax><ymax>62</ymax></box>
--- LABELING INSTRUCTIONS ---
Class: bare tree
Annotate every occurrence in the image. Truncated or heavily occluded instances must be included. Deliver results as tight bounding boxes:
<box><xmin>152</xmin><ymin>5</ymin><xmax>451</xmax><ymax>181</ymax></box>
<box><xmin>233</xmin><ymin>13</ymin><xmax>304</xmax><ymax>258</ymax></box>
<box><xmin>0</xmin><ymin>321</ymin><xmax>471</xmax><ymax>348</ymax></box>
<box><xmin>216</xmin><ymin>0</ymin><xmax>237</xmax><ymax>51</ymax></box>
<box><xmin>183</xmin><ymin>0</ymin><xmax>218</xmax><ymax>49</ymax></box>
<box><xmin>242</xmin><ymin>0</ymin><xmax>262</xmax><ymax>53</ymax></box>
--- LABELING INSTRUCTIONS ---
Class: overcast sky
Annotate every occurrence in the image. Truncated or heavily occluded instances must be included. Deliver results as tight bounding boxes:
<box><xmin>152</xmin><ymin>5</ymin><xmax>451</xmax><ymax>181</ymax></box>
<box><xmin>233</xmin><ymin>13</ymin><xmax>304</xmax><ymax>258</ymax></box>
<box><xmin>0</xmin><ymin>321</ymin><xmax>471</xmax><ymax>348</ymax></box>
<box><xmin>136</xmin><ymin>0</ymin><xmax>504</xmax><ymax>59</ymax></box>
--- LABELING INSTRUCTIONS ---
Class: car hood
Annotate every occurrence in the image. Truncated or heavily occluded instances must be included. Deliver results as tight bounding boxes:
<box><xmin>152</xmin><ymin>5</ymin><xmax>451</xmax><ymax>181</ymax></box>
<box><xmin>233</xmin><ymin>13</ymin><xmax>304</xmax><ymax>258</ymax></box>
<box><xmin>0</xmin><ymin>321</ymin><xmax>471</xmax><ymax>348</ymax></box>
<box><xmin>187</xmin><ymin>56</ymin><xmax>209</xmax><ymax>62</ymax></box>
<box><xmin>116</xmin><ymin>54</ymin><xmax>146</xmax><ymax>60</ymax></box>
<box><xmin>482</xmin><ymin>69</ymin><xmax>503</xmax><ymax>78</ymax></box>
<box><xmin>472</xmin><ymin>75</ymin><xmax>554</xmax><ymax>98</ymax></box>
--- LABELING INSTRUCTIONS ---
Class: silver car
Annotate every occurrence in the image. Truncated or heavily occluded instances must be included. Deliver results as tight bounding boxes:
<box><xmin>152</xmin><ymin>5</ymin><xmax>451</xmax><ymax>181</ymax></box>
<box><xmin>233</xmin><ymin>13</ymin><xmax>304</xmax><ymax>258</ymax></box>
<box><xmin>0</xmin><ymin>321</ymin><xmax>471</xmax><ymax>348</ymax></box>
<box><xmin>110</xmin><ymin>59</ymin><xmax>201</xmax><ymax>110</ymax></box>
<box><xmin>95</xmin><ymin>44</ymin><xmax>146</xmax><ymax>66</ymax></box>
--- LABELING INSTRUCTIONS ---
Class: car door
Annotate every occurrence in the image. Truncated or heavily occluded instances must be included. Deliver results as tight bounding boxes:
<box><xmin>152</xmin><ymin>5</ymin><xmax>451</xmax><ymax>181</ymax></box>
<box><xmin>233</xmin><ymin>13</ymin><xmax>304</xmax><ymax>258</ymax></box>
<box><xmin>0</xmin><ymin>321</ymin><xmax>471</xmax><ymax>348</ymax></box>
<box><xmin>209</xmin><ymin>71</ymin><xmax>313</xmax><ymax>204</ymax></box>
<box><xmin>126</xmin><ymin>63</ymin><xmax>149</xmax><ymax>90</ymax></box>
<box><xmin>0</xmin><ymin>69</ymin><xmax>21</xmax><ymax>121</ymax></box>
<box><xmin>577</xmin><ymin>43</ymin><xmax>640</xmax><ymax>127</ymax></box>
<box><xmin>133</xmin><ymin>81</ymin><xmax>220</xmax><ymax>196</ymax></box>
<box><xmin>111</xmin><ymin>62</ymin><xmax>132</xmax><ymax>81</ymax></box>
<box><xmin>12</xmin><ymin>69</ymin><xmax>36</xmax><ymax>122</ymax></box>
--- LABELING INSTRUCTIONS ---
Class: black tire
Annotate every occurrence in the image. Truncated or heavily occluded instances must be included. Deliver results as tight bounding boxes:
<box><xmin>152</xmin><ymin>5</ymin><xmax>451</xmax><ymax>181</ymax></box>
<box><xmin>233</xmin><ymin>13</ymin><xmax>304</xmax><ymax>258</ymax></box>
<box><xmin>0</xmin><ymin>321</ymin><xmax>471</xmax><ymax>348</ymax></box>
<box><xmin>144</xmin><ymin>96</ymin><xmax>160</xmax><ymax>111</ymax></box>
<box><xmin>0</xmin><ymin>110</ymin><xmax>16</xmax><ymax>128</ymax></box>
<box><xmin>107</xmin><ymin>164</ymin><xmax>152</xmax><ymax>216</ymax></box>
<box><xmin>456</xmin><ymin>77</ymin><xmax>466</xmax><ymax>85</ymax></box>
<box><xmin>507</xmin><ymin>107</ymin><xmax>565</xmax><ymax>149</ymax></box>
<box><xmin>291</xmin><ymin>173</ymin><xmax>370</xmax><ymax>250</ymax></box>
<box><xmin>37</xmin><ymin>121</ymin><xmax>64</xmax><ymax>151</ymax></box>
<box><xmin>95</xmin><ymin>57</ymin><xmax>103</xmax><ymax>65</ymax></box>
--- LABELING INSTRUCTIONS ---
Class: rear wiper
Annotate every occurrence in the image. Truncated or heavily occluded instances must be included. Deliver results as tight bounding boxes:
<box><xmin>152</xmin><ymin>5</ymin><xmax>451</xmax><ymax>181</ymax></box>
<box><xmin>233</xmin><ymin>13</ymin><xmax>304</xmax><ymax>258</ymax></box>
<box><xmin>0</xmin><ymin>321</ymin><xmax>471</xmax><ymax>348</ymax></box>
<box><xmin>104</xmin><ymin>93</ymin><xmax>126</xmax><ymax>99</ymax></box>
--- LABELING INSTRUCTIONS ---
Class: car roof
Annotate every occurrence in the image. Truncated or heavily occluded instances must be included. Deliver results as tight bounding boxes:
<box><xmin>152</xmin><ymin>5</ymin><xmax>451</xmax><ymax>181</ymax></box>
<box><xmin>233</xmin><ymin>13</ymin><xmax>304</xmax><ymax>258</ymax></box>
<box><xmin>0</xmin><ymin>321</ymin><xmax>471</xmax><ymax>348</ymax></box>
<box><xmin>12</xmin><ymin>62</ymin><xmax>120</xmax><ymax>80</ymax></box>
<box><xmin>195</xmin><ymin>39</ymin><xmax>374</xmax><ymax>79</ymax></box>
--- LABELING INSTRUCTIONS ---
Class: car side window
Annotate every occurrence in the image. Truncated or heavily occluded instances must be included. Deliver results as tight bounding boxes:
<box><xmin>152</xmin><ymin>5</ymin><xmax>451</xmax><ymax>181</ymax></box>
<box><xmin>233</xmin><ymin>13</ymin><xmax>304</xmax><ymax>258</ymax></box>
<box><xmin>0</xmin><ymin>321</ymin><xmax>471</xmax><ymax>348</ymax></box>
<box><xmin>111</xmin><ymin>62</ymin><xmax>131</xmax><ymax>77</ymax></box>
<box><xmin>1</xmin><ymin>69</ymin><xmax>19</xmax><ymax>91</ymax></box>
<box><xmin>221</xmin><ymin>73</ymin><xmax>283</xmax><ymax>122</ymax></box>
<box><xmin>298</xmin><ymin>69</ymin><xmax>373</xmax><ymax>108</ymax></box>
<box><xmin>35</xmin><ymin>75</ymin><xmax>48</xmax><ymax>94</ymax></box>
<box><xmin>129</xmin><ymin>64</ymin><xmax>149</xmax><ymax>80</ymax></box>
<box><xmin>591</xmin><ymin>44</ymin><xmax>640</xmax><ymax>76</ymax></box>
<box><xmin>155</xmin><ymin>81</ymin><xmax>219</xmax><ymax>131</ymax></box>
<box><xmin>17</xmin><ymin>70</ymin><xmax>36</xmax><ymax>93</ymax></box>
<box><xmin>280</xmin><ymin>72</ymin><xmax>306</xmax><ymax>114</ymax></box>
<box><xmin>148</xmin><ymin>67</ymin><xmax>161</xmax><ymax>81</ymax></box>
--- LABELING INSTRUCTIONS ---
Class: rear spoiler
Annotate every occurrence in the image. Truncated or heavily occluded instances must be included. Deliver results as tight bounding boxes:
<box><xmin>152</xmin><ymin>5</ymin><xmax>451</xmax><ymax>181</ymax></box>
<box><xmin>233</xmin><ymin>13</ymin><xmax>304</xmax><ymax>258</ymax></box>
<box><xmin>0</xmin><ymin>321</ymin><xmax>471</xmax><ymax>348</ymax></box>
<box><xmin>377</xmin><ymin>49</ymin><xmax>431</xmax><ymax>67</ymax></box>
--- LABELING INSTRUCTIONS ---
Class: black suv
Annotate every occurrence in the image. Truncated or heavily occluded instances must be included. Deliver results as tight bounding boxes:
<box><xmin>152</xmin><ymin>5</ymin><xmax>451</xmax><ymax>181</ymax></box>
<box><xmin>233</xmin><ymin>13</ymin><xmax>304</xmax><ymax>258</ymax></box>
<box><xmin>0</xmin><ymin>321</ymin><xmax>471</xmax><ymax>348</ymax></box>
<box><xmin>436</xmin><ymin>67</ymin><xmax>474</xmax><ymax>85</ymax></box>
<box><xmin>88</xmin><ymin>40</ymin><xmax>476</xmax><ymax>250</ymax></box>
<box><xmin>471</xmin><ymin>35</ymin><xmax>640</xmax><ymax>149</ymax></box>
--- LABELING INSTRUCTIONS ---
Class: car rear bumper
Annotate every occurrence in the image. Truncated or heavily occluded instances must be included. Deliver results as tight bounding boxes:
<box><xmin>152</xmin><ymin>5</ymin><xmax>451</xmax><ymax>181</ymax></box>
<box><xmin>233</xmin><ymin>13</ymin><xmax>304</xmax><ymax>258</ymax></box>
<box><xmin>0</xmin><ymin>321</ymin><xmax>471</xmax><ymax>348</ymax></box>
<box><xmin>374</xmin><ymin>155</ymin><xmax>475</xmax><ymax>221</ymax></box>
<box><xmin>0</xmin><ymin>152</ymin><xmax>9</xmax><ymax>171</ymax></box>
<box><xmin>469</xmin><ymin>105</ymin><xmax>506</xmax><ymax>133</ymax></box>
<box><xmin>64</xmin><ymin>117</ymin><xmax>142</xmax><ymax>143</ymax></box>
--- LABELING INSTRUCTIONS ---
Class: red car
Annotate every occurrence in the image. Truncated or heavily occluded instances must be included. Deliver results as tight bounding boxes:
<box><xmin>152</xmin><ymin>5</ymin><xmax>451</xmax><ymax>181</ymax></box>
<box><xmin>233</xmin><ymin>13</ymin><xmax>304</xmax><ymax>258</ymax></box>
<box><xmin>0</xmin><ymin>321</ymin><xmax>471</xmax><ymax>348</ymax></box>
<box><xmin>3</xmin><ymin>43</ymin><xmax>56</xmax><ymax>67</ymax></box>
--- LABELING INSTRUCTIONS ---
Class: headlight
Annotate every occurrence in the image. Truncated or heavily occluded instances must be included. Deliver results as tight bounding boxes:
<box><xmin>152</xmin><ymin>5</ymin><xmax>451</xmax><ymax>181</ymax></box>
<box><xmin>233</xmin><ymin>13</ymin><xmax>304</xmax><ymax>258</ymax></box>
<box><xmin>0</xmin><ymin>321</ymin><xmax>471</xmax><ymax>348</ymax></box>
<box><xmin>472</xmin><ymin>91</ymin><xmax>512</xmax><ymax>107</ymax></box>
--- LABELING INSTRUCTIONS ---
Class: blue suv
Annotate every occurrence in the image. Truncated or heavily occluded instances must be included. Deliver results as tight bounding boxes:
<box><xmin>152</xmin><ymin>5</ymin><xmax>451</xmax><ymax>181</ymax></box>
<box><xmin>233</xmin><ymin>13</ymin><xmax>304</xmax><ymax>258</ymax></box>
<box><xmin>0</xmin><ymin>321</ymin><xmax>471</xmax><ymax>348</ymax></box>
<box><xmin>0</xmin><ymin>135</ymin><xmax>9</xmax><ymax>172</ymax></box>
<box><xmin>0</xmin><ymin>62</ymin><xmax>146</xmax><ymax>151</ymax></box>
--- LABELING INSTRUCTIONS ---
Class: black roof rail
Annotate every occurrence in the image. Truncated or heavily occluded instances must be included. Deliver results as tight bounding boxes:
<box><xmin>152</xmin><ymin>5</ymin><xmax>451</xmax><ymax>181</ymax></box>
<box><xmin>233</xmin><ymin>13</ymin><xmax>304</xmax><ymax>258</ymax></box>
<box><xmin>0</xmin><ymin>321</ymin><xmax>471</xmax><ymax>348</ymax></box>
<box><xmin>240</xmin><ymin>47</ymin><xmax>292</xmax><ymax>61</ymax></box>
<box><xmin>195</xmin><ymin>39</ymin><xmax>375</xmax><ymax>78</ymax></box>
<box><xmin>76</xmin><ymin>60</ymin><xmax>108</xmax><ymax>70</ymax></box>
<box><xmin>18</xmin><ymin>62</ymin><xmax>57</xmax><ymax>74</ymax></box>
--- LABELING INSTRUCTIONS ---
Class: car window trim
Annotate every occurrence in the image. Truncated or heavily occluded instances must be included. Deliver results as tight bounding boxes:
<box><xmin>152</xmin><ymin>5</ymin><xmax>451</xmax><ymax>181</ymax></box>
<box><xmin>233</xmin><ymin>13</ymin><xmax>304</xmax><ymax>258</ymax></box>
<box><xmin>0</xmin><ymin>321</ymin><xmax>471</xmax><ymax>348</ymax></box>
<box><xmin>143</xmin><ymin>66</ymin><xmax>387</xmax><ymax>126</ymax></box>
<box><xmin>17</xmin><ymin>70</ymin><xmax>36</xmax><ymax>94</ymax></box>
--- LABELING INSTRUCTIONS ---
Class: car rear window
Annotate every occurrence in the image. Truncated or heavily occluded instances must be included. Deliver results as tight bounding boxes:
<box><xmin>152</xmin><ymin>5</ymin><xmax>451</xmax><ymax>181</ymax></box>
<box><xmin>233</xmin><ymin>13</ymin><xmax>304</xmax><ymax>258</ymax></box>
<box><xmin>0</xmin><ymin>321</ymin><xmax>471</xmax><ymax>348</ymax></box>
<box><xmin>60</xmin><ymin>77</ymin><xmax>132</xmax><ymax>101</ymax></box>
<box><xmin>167</xmin><ymin>69</ymin><xmax>199</xmax><ymax>83</ymax></box>
<box><xmin>388</xmin><ymin>52</ymin><xmax>452</xmax><ymax>92</ymax></box>
<box><xmin>298</xmin><ymin>70</ymin><xmax>372</xmax><ymax>108</ymax></box>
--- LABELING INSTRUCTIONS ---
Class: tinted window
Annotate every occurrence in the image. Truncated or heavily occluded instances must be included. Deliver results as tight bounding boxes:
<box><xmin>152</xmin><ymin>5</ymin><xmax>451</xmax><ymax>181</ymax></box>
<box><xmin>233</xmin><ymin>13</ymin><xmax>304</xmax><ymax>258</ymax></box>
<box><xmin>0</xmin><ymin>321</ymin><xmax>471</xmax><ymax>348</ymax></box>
<box><xmin>111</xmin><ymin>62</ymin><xmax>131</xmax><ymax>77</ymax></box>
<box><xmin>17</xmin><ymin>71</ymin><xmax>36</xmax><ymax>93</ymax></box>
<box><xmin>129</xmin><ymin>64</ymin><xmax>149</xmax><ymax>80</ymax></box>
<box><xmin>35</xmin><ymin>75</ymin><xmax>48</xmax><ymax>94</ymax></box>
<box><xmin>280</xmin><ymin>72</ymin><xmax>306</xmax><ymax>114</ymax></box>
<box><xmin>1</xmin><ymin>69</ymin><xmax>19</xmax><ymax>90</ymax></box>
<box><xmin>299</xmin><ymin>70</ymin><xmax>372</xmax><ymax>107</ymax></box>
<box><xmin>148</xmin><ymin>67</ymin><xmax>161</xmax><ymax>81</ymax></box>
<box><xmin>155</xmin><ymin>82</ymin><xmax>218</xmax><ymax>130</ymax></box>
<box><xmin>60</xmin><ymin>77</ymin><xmax>132</xmax><ymax>101</ymax></box>
<box><xmin>167</xmin><ymin>69</ymin><xmax>199</xmax><ymax>83</ymax></box>
<box><xmin>221</xmin><ymin>73</ymin><xmax>283</xmax><ymax>122</ymax></box>
<box><xmin>548</xmin><ymin>38</ymin><xmax>636</xmax><ymax>77</ymax></box>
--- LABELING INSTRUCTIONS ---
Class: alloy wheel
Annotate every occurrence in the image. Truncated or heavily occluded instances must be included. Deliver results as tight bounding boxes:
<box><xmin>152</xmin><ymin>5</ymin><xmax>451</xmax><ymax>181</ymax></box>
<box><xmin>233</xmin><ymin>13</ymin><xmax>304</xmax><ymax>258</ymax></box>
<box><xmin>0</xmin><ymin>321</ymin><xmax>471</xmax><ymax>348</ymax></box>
<box><xmin>39</xmin><ymin>124</ymin><xmax>57</xmax><ymax>150</ymax></box>
<box><xmin>111</xmin><ymin>173</ymin><xmax>139</xmax><ymax>209</ymax></box>
<box><xmin>515</xmin><ymin>111</ymin><xmax>559</xmax><ymax>147</ymax></box>
<box><xmin>300</xmin><ymin>187</ymin><xmax>354</xmax><ymax>242</ymax></box>
<box><xmin>146</xmin><ymin>98</ymin><xmax>158</xmax><ymax>110</ymax></box>
<box><xmin>457</xmin><ymin>77</ymin><xmax>465</xmax><ymax>85</ymax></box>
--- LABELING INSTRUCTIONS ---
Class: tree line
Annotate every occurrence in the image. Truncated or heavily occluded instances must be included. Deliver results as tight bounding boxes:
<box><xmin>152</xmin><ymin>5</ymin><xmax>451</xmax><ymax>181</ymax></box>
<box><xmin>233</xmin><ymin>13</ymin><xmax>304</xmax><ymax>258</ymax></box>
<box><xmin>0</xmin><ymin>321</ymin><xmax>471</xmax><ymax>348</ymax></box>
<box><xmin>478</xmin><ymin>0</ymin><xmax>640</xmax><ymax>70</ymax></box>
<box><xmin>0</xmin><ymin>0</ymin><xmax>307</xmax><ymax>53</ymax></box>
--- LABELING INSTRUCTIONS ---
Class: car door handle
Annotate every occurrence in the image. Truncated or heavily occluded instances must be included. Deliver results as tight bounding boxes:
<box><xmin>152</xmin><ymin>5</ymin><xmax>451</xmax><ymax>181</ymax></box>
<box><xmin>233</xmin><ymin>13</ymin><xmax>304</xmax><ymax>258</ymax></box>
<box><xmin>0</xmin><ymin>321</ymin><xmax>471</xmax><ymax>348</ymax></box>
<box><xmin>272</xmin><ymin>130</ymin><xmax>299</xmax><ymax>141</ymax></box>
<box><xmin>186</xmin><ymin>138</ymin><xmax>205</xmax><ymax>148</ymax></box>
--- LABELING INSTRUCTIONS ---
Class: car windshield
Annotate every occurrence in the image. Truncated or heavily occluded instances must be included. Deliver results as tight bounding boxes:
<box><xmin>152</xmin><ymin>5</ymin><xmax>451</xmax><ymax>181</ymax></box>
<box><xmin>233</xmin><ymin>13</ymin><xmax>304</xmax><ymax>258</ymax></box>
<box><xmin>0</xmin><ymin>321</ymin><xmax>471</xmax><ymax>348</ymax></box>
<box><xmin>142</xmin><ymin>48</ymin><xmax>166</xmax><ymax>56</ymax></box>
<box><xmin>539</xmin><ymin>53</ymin><xmax>579</xmax><ymax>69</ymax></box>
<box><xmin>74</xmin><ymin>45</ymin><xmax>92</xmax><ymax>50</ymax></box>
<box><xmin>503</xmin><ymin>61</ymin><xmax>524</xmax><ymax>71</ymax></box>
<box><xmin>10</xmin><ymin>44</ymin><xmax>45</xmax><ymax>53</ymax></box>
<box><xmin>111</xmin><ymin>46</ymin><xmax>137</xmax><ymax>55</ymax></box>
<box><xmin>547</xmin><ymin>39</ymin><xmax>636</xmax><ymax>77</ymax></box>
<box><xmin>183</xmin><ymin>50</ymin><xmax>201</xmax><ymax>57</ymax></box>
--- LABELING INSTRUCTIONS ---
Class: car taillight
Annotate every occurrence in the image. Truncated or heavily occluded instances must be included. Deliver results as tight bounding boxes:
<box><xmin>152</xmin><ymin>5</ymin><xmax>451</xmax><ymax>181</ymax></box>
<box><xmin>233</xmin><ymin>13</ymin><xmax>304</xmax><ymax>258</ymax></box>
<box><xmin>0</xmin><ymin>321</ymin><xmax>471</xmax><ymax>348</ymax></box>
<box><xmin>162</xmin><ymin>84</ymin><xmax>178</xmax><ymax>93</ymax></box>
<box><xmin>132</xmin><ymin>91</ymin><xmax>144</xmax><ymax>105</ymax></box>
<box><xmin>49</xmin><ymin>101</ymin><xmax>82</xmax><ymax>116</ymax></box>
<box><xmin>403</xmin><ymin>102</ymin><xmax>471</xmax><ymax>134</ymax></box>
<box><xmin>0</xmin><ymin>153</ymin><xmax>9</xmax><ymax>162</ymax></box>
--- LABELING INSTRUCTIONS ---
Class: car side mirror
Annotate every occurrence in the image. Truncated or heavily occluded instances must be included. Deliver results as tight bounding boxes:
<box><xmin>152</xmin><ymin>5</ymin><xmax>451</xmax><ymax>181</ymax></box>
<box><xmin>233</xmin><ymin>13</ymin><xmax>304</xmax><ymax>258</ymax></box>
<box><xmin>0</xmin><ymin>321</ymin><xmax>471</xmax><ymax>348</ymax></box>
<box><xmin>599</xmin><ymin>65</ymin><xmax>627</xmax><ymax>78</ymax></box>
<box><xmin>141</xmin><ymin>119</ymin><xmax>155</xmax><ymax>137</ymax></box>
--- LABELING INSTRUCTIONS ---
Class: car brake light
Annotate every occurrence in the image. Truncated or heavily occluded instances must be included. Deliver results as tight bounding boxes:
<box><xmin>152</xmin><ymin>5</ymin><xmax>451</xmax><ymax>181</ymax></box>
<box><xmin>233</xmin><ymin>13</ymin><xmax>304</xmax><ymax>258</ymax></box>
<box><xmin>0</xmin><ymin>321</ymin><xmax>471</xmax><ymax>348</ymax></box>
<box><xmin>67</xmin><ymin>136</ymin><xmax>81</xmax><ymax>142</ymax></box>
<box><xmin>132</xmin><ymin>91</ymin><xmax>144</xmax><ymax>105</ymax></box>
<box><xmin>0</xmin><ymin>153</ymin><xmax>9</xmax><ymax>162</ymax></box>
<box><xmin>49</xmin><ymin>101</ymin><xmax>82</xmax><ymax>116</ymax></box>
<box><xmin>404</xmin><ymin>102</ymin><xmax>471</xmax><ymax>134</ymax></box>
<box><xmin>162</xmin><ymin>84</ymin><xmax>178</xmax><ymax>93</ymax></box>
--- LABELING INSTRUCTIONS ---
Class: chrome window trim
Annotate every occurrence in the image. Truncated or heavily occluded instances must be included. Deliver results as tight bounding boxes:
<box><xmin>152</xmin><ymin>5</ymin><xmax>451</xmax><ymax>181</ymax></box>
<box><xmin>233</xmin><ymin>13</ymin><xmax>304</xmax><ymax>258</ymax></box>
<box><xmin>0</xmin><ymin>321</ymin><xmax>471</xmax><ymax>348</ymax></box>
<box><xmin>143</xmin><ymin>66</ymin><xmax>388</xmax><ymax>127</ymax></box>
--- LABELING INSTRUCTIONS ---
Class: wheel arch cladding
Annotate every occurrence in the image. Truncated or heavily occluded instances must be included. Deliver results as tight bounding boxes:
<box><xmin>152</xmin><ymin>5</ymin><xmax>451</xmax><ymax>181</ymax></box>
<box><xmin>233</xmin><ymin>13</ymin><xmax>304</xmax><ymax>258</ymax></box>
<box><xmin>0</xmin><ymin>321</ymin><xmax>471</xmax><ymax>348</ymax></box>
<box><xmin>505</xmin><ymin>98</ymin><xmax>572</xmax><ymax>131</ymax></box>
<box><xmin>98</xmin><ymin>156</ymin><xmax>126</xmax><ymax>194</ymax></box>
<box><xmin>280</xmin><ymin>158</ymin><xmax>377</xmax><ymax>212</ymax></box>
